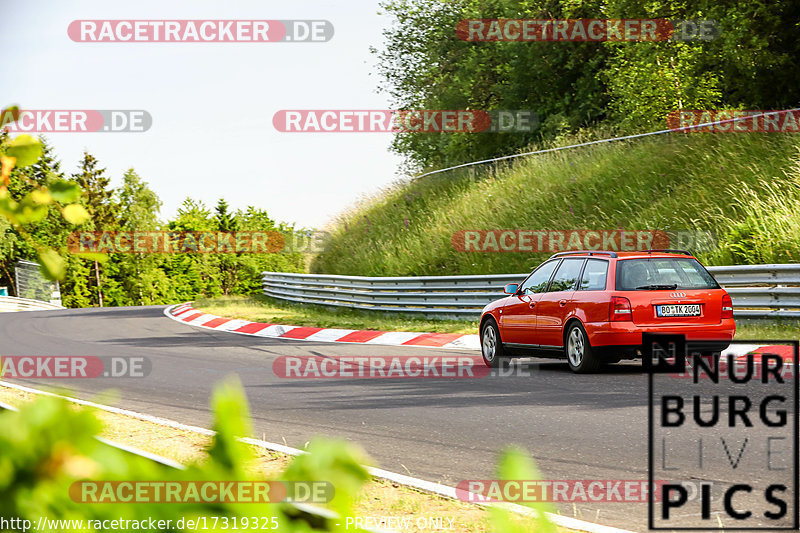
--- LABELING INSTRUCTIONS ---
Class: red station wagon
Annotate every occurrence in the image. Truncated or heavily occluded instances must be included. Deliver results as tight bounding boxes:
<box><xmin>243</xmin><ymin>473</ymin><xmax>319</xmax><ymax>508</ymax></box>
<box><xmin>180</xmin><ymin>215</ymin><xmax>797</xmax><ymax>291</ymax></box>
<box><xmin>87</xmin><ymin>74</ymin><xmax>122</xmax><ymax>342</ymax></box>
<box><xmin>479</xmin><ymin>250</ymin><xmax>736</xmax><ymax>373</ymax></box>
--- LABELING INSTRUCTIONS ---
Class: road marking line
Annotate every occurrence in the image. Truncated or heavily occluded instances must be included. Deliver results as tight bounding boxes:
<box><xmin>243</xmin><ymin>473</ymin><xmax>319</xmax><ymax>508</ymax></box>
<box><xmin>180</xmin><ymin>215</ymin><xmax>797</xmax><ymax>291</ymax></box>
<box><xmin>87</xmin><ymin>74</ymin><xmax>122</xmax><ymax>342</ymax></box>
<box><xmin>0</xmin><ymin>380</ymin><xmax>636</xmax><ymax>533</ymax></box>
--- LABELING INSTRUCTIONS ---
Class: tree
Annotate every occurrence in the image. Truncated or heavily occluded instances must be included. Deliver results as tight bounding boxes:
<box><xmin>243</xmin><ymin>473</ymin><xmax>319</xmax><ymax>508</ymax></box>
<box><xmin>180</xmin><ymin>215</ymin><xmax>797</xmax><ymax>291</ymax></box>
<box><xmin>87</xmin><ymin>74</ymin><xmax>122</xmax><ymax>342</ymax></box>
<box><xmin>113</xmin><ymin>169</ymin><xmax>164</xmax><ymax>305</ymax></box>
<box><xmin>214</xmin><ymin>198</ymin><xmax>237</xmax><ymax>232</ymax></box>
<box><xmin>166</xmin><ymin>198</ymin><xmax>220</xmax><ymax>299</ymax></box>
<box><xmin>235</xmin><ymin>207</ymin><xmax>306</xmax><ymax>294</ymax></box>
<box><xmin>374</xmin><ymin>0</ymin><xmax>800</xmax><ymax>168</ymax></box>
<box><xmin>2</xmin><ymin>115</ymin><xmax>306</xmax><ymax>307</ymax></box>
<box><xmin>2</xmin><ymin>114</ymin><xmax>91</xmax><ymax>298</ymax></box>
<box><xmin>215</xmin><ymin>199</ymin><xmax>240</xmax><ymax>295</ymax></box>
<box><xmin>0</xmin><ymin>218</ymin><xmax>17</xmax><ymax>295</ymax></box>
<box><xmin>375</xmin><ymin>0</ymin><xmax>610</xmax><ymax>170</ymax></box>
<box><xmin>118</xmin><ymin>168</ymin><xmax>161</xmax><ymax>231</ymax></box>
<box><xmin>72</xmin><ymin>152</ymin><xmax>118</xmax><ymax>307</ymax></box>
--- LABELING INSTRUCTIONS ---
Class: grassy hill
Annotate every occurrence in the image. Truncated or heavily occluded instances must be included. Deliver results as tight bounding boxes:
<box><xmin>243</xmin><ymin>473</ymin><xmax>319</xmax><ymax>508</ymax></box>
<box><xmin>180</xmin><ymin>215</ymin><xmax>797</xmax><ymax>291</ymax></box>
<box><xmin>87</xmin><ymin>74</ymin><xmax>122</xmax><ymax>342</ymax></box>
<box><xmin>312</xmin><ymin>132</ymin><xmax>800</xmax><ymax>276</ymax></box>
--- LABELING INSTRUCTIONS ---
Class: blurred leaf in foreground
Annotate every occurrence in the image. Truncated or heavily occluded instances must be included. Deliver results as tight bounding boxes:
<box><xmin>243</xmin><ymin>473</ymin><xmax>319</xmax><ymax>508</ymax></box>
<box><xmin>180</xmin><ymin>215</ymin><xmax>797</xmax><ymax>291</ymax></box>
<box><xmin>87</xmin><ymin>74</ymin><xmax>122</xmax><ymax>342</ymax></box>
<box><xmin>6</xmin><ymin>134</ymin><xmax>42</xmax><ymax>168</ymax></box>
<box><xmin>63</xmin><ymin>204</ymin><xmax>90</xmax><ymax>225</ymax></box>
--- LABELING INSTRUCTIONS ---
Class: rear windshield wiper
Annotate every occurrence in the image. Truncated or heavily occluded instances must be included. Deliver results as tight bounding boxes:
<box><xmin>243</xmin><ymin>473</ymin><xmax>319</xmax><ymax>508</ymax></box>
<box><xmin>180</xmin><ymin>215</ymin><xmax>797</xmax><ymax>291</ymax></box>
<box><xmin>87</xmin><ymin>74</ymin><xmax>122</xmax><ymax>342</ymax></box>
<box><xmin>635</xmin><ymin>284</ymin><xmax>678</xmax><ymax>290</ymax></box>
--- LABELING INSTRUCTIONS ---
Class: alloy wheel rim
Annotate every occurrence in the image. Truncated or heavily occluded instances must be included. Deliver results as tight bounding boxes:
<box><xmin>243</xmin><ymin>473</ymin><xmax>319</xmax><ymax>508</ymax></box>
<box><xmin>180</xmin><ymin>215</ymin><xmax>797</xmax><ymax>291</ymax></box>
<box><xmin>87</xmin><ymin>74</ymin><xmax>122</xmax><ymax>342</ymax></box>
<box><xmin>482</xmin><ymin>326</ymin><xmax>496</xmax><ymax>362</ymax></box>
<box><xmin>568</xmin><ymin>328</ymin><xmax>584</xmax><ymax>367</ymax></box>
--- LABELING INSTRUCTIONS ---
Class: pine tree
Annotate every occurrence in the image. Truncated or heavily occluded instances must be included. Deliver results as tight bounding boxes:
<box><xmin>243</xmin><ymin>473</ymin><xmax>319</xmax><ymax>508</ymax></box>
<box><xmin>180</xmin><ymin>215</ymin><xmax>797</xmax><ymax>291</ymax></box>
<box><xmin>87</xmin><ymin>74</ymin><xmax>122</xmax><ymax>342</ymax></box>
<box><xmin>72</xmin><ymin>152</ymin><xmax>118</xmax><ymax>307</ymax></box>
<box><xmin>214</xmin><ymin>198</ymin><xmax>237</xmax><ymax>232</ymax></box>
<box><xmin>215</xmin><ymin>198</ymin><xmax>239</xmax><ymax>295</ymax></box>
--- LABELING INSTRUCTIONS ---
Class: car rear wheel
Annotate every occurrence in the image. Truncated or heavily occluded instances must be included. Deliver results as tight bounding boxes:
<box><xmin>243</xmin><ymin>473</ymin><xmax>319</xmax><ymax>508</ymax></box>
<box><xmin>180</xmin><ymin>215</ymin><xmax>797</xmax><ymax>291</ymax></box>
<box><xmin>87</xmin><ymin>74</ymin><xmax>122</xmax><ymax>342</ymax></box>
<box><xmin>481</xmin><ymin>320</ymin><xmax>507</xmax><ymax>368</ymax></box>
<box><xmin>565</xmin><ymin>323</ymin><xmax>600</xmax><ymax>373</ymax></box>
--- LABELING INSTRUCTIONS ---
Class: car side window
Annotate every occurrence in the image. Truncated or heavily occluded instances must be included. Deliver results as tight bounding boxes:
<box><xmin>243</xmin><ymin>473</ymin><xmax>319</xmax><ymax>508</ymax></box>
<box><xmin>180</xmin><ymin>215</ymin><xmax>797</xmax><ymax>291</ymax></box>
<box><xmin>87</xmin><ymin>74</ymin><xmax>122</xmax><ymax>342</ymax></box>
<box><xmin>520</xmin><ymin>260</ymin><xmax>559</xmax><ymax>295</ymax></box>
<box><xmin>548</xmin><ymin>258</ymin><xmax>584</xmax><ymax>292</ymax></box>
<box><xmin>579</xmin><ymin>259</ymin><xmax>609</xmax><ymax>290</ymax></box>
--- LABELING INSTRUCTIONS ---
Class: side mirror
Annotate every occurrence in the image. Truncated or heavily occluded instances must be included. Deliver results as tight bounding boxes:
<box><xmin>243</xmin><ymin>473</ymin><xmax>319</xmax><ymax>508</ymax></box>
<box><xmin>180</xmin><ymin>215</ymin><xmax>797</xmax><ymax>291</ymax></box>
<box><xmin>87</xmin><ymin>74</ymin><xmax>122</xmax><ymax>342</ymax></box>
<box><xmin>503</xmin><ymin>283</ymin><xmax>519</xmax><ymax>295</ymax></box>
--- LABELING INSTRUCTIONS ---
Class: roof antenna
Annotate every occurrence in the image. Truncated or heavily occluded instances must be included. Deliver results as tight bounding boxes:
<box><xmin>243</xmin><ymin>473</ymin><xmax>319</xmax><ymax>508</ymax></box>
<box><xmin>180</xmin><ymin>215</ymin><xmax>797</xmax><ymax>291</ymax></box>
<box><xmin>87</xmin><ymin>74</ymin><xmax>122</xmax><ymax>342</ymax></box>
<box><xmin>648</xmin><ymin>214</ymin><xmax>666</xmax><ymax>255</ymax></box>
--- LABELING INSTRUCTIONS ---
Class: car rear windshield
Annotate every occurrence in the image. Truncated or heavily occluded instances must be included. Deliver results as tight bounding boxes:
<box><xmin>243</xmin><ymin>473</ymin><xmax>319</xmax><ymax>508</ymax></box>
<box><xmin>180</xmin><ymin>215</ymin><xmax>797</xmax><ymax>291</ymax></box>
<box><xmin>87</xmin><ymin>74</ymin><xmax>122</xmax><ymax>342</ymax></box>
<box><xmin>615</xmin><ymin>258</ymin><xmax>719</xmax><ymax>291</ymax></box>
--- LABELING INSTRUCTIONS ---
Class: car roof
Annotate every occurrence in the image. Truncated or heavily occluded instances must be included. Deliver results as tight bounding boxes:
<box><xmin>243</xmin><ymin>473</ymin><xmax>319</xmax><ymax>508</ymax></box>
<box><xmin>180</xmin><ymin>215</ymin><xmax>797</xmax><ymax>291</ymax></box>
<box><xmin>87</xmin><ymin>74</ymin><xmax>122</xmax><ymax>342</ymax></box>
<box><xmin>547</xmin><ymin>250</ymin><xmax>697</xmax><ymax>260</ymax></box>
<box><xmin>614</xmin><ymin>251</ymin><xmax>697</xmax><ymax>259</ymax></box>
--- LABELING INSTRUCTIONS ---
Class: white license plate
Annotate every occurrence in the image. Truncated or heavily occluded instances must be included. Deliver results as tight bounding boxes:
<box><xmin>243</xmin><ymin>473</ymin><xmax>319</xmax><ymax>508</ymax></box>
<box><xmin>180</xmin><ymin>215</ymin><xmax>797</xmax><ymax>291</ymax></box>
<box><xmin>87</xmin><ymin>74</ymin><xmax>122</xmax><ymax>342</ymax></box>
<box><xmin>656</xmin><ymin>304</ymin><xmax>701</xmax><ymax>317</ymax></box>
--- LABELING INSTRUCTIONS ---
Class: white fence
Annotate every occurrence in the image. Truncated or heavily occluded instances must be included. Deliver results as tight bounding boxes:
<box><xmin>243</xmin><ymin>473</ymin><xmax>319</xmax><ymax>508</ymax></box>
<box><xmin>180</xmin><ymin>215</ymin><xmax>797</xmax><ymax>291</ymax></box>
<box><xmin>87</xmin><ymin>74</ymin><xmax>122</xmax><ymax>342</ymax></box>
<box><xmin>263</xmin><ymin>264</ymin><xmax>800</xmax><ymax>319</ymax></box>
<box><xmin>0</xmin><ymin>296</ymin><xmax>65</xmax><ymax>313</ymax></box>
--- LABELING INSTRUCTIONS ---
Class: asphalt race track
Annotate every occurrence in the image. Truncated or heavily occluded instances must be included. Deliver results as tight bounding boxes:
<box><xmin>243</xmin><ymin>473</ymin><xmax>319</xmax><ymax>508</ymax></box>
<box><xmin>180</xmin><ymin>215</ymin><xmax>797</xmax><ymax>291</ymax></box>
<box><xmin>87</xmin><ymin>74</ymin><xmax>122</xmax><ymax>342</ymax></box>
<box><xmin>0</xmin><ymin>306</ymin><xmax>791</xmax><ymax>531</ymax></box>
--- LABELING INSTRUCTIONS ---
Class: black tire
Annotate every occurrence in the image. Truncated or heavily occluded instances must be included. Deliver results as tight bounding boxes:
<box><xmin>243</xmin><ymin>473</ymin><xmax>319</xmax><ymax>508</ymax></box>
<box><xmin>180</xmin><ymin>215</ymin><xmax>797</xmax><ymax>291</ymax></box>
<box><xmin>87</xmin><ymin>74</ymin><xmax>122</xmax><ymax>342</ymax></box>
<box><xmin>565</xmin><ymin>322</ymin><xmax>601</xmax><ymax>373</ymax></box>
<box><xmin>481</xmin><ymin>319</ymin><xmax>507</xmax><ymax>368</ymax></box>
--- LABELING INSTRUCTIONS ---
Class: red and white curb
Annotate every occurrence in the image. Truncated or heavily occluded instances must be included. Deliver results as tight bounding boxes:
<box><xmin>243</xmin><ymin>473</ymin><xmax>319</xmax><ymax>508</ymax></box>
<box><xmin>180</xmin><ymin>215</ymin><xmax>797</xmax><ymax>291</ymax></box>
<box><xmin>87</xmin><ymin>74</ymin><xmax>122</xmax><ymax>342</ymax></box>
<box><xmin>166</xmin><ymin>304</ymin><xmax>792</xmax><ymax>361</ymax></box>
<box><xmin>165</xmin><ymin>303</ymin><xmax>481</xmax><ymax>350</ymax></box>
<box><xmin>719</xmin><ymin>343</ymin><xmax>795</xmax><ymax>360</ymax></box>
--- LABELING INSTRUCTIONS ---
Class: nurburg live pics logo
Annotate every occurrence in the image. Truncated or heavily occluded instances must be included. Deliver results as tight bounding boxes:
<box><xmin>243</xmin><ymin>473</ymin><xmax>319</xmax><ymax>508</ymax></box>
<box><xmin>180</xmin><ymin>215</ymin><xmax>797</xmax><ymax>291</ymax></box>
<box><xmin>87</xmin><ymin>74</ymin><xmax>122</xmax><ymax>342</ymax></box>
<box><xmin>645</xmin><ymin>335</ymin><xmax>799</xmax><ymax>530</ymax></box>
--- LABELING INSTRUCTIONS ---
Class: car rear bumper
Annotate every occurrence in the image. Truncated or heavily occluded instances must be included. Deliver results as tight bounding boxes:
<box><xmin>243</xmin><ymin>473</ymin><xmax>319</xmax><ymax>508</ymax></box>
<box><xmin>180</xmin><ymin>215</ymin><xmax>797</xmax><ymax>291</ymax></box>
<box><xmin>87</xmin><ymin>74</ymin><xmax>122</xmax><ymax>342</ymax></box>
<box><xmin>585</xmin><ymin>319</ymin><xmax>736</xmax><ymax>347</ymax></box>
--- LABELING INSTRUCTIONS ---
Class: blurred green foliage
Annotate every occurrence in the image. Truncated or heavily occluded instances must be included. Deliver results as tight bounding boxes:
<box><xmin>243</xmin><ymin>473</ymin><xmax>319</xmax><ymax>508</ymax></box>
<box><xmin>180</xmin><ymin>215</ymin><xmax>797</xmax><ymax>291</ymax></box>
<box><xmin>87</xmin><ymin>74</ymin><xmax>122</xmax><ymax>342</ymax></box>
<box><xmin>0</xmin><ymin>381</ymin><xmax>557</xmax><ymax>532</ymax></box>
<box><xmin>0</xmin><ymin>380</ymin><xmax>372</xmax><ymax>532</ymax></box>
<box><xmin>0</xmin><ymin>109</ymin><xmax>307</xmax><ymax>307</ymax></box>
<box><xmin>0</xmin><ymin>107</ymin><xmax>86</xmax><ymax>280</ymax></box>
<box><xmin>375</xmin><ymin>0</ymin><xmax>800</xmax><ymax>170</ymax></box>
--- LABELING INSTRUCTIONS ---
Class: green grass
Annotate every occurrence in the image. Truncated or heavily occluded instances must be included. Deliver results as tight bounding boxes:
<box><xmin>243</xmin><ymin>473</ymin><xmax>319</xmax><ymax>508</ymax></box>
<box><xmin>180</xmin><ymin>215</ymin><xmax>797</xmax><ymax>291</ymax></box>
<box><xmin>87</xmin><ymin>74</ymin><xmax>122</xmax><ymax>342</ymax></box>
<box><xmin>733</xmin><ymin>319</ymin><xmax>800</xmax><ymax>340</ymax></box>
<box><xmin>193</xmin><ymin>295</ymin><xmax>799</xmax><ymax>340</ymax></box>
<box><xmin>311</xmin><ymin>132</ymin><xmax>800</xmax><ymax>276</ymax></box>
<box><xmin>193</xmin><ymin>295</ymin><xmax>477</xmax><ymax>334</ymax></box>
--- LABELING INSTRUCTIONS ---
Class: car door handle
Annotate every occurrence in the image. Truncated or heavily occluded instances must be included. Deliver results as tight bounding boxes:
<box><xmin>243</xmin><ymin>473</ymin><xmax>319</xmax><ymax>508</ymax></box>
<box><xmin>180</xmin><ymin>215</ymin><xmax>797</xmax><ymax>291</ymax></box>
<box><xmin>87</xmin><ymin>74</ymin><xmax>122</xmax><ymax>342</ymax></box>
<box><xmin>528</xmin><ymin>302</ymin><xmax>536</xmax><ymax>308</ymax></box>
<box><xmin>559</xmin><ymin>299</ymin><xmax>567</xmax><ymax>306</ymax></box>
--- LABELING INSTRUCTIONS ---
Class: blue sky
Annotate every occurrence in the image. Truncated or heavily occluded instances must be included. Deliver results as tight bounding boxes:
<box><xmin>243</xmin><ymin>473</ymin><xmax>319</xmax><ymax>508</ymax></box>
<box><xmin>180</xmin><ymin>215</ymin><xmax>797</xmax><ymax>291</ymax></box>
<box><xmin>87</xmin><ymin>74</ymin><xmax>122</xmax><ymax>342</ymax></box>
<box><xmin>1</xmin><ymin>0</ymin><xmax>404</xmax><ymax>228</ymax></box>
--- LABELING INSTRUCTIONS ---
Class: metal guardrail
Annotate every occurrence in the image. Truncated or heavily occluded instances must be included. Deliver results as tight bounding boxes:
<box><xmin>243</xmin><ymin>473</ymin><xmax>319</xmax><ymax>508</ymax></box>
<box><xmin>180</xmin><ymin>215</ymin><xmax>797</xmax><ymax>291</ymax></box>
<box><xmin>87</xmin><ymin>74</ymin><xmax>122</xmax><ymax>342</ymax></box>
<box><xmin>263</xmin><ymin>264</ymin><xmax>800</xmax><ymax>319</ymax></box>
<box><xmin>0</xmin><ymin>296</ymin><xmax>64</xmax><ymax>313</ymax></box>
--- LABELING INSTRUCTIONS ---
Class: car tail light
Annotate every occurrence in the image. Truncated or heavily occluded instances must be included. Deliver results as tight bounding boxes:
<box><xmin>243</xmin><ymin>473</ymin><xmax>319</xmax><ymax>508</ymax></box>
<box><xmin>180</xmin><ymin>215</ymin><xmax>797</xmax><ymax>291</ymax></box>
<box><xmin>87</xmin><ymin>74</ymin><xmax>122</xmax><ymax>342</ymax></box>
<box><xmin>610</xmin><ymin>296</ymin><xmax>632</xmax><ymax>321</ymax></box>
<box><xmin>721</xmin><ymin>293</ymin><xmax>734</xmax><ymax>319</ymax></box>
